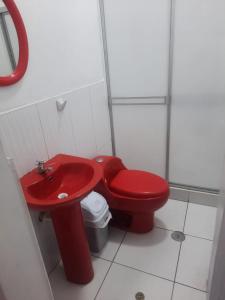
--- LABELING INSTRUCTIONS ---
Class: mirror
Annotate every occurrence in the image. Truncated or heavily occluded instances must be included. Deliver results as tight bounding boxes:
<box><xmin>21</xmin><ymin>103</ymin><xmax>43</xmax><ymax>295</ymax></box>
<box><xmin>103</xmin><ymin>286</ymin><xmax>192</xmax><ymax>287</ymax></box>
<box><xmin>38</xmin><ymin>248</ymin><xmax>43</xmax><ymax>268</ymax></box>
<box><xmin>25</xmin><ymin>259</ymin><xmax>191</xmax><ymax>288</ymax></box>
<box><xmin>0</xmin><ymin>0</ymin><xmax>28</xmax><ymax>86</ymax></box>
<box><xmin>0</xmin><ymin>1</ymin><xmax>19</xmax><ymax>76</ymax></box>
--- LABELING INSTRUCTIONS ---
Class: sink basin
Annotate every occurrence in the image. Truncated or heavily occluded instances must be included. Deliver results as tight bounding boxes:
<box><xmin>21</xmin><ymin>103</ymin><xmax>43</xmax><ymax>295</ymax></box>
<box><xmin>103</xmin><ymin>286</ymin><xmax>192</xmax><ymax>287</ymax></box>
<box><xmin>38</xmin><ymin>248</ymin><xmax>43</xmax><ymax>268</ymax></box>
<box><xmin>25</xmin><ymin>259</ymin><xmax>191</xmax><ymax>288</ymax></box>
<box><xmin>20</xmin><ymin>154</ymin><xmax>103</xmax><ymax>284</ymax></box>
<box><xmin>21</xmin><ymin>154</ymin><xmax>102</xmax><ymax>211</ymax></box>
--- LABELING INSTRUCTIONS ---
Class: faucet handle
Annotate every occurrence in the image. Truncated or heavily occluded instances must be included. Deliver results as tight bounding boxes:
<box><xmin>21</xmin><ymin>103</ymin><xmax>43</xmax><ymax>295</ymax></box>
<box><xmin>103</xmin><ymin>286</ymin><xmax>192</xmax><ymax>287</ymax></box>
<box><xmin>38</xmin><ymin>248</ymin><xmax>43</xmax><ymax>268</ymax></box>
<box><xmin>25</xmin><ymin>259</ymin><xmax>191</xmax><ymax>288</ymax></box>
<box><xmin>36</xmin><ymin>160</ymin><xmax>45</xmax><ymax>165</ymax></box>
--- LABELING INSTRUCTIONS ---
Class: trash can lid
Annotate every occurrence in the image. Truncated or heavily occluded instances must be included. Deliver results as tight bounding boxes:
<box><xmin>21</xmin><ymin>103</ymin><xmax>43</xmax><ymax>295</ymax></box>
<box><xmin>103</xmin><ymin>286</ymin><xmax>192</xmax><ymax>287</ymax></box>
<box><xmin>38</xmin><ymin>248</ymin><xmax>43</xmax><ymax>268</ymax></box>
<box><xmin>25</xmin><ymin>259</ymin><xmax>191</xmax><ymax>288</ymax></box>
<box><xmin>81</xmin><ymin>192</ymin><xmax>108</xmax><ymax>222</ymax></box>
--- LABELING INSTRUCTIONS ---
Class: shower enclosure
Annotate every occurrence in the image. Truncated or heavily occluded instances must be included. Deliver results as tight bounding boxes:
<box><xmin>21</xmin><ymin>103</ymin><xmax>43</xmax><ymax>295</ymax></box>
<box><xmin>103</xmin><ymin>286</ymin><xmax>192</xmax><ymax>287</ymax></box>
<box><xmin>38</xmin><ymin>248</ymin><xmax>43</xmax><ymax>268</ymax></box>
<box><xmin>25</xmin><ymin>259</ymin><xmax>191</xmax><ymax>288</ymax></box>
<box><xmin>100</xmin><ymin>0</ymin><xmax>225</xmax><ymax>194</ymax></box>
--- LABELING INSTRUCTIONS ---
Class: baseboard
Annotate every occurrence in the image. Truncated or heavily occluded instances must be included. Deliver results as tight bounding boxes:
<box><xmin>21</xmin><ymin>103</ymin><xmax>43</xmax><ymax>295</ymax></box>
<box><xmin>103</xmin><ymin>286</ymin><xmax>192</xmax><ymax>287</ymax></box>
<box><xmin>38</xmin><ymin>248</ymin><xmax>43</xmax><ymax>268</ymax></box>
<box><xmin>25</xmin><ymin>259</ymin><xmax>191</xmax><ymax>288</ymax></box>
<box><xmin>169</xmin><ymin>186</ymin><xmax>219</xmax><ymax>207</ymax></box>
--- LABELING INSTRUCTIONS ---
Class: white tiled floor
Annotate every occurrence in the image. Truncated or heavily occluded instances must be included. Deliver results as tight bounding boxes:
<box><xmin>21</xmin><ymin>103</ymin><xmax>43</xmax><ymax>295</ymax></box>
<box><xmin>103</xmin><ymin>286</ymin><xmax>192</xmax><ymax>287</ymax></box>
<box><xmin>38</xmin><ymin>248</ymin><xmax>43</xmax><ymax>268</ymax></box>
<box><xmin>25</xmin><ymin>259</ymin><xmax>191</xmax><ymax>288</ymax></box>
<box><xmin>50</xmin><ymin>258</ymin><xmax>111</xmax><ymax>300</ymax></box>
<box><xmin>184</xmin><ymin>203</ymin><xmax>217</xmax><ymax>240</ymax></box>
<box><xmin>176</xmin><ymin>236</ymin><xmax>213</xmax><ymax>291</ymax></box>
<box><xmin>173</xmin><ymin>284</ymin><xmax>207</xmax><ymax>300</ymax></box>
<box><xmin>96</xmin><ymin>263</ymin><xmax>173</xmax><ymax>300</ymax></box>
<box><xmin>155</xmin><ymin>199</ymin><xmax>187</xmax><ymax>231</ymax></box>
<box><xmin>50</xmin><ymin>199</ymin><xmax>217</xmax><ymax>300</ymax></box>
<box><xmin>114</xmin><ymin>228</ymin><xmax>180</xmax><ymax>280</ymax></box>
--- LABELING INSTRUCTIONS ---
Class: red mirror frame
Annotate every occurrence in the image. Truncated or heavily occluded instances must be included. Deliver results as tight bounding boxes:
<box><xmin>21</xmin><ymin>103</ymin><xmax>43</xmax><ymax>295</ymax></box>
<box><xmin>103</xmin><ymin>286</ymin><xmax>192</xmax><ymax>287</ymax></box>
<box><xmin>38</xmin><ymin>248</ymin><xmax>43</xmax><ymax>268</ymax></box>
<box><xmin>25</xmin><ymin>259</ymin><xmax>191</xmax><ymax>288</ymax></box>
<box><xmin>0</xmin><ymin>0</ymin><xmax>28</xmax><ymax>86</ymax></box>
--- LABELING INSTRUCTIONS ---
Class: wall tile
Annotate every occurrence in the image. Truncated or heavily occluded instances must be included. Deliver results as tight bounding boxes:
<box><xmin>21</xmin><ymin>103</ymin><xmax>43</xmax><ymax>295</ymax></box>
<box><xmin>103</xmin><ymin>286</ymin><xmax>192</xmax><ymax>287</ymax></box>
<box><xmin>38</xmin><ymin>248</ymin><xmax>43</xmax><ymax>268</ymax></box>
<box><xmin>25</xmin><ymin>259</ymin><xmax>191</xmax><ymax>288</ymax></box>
<box><xmin>90</xmin><ymin>81</ymin><xmax>112</xmax><ymax>151</ymax></box>
<box><xmin>189</xmin><ymin>191</ymin><xmax>219</xmax><ymax>207</ymax></box>
<box><xmin>69</xmin><ymin>87</ymin><xmax>97</xmax><ymax>158</ymax></box>
<box><xmin>37</xmin><ymin>97</ymin><xmax>76</xmax><ymax>158</ymax></box>
<box><xmin>0</xmin><ymin>105</ymin><xmax>48</xmax><ymax>177</ymax></box>
<box><xmin>169</xmin><ymin>187</ymin><xmax>190</xmax><ymax>202</ymax></box>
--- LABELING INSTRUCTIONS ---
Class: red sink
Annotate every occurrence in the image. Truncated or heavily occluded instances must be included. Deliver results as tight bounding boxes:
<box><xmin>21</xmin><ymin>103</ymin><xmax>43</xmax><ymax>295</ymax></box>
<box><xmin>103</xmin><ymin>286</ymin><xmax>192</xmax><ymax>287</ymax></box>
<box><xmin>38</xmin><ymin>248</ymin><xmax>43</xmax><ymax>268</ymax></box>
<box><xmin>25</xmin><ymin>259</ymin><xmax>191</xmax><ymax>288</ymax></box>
<box><xmin>21</xmin><ymin>154</ymin><xmax>102</xmax><ymax>210</ymax></box>
<box><xmin>20</xmin><ymin>154</ymin><xmax>103</xmax><ymax>284</ymax></box>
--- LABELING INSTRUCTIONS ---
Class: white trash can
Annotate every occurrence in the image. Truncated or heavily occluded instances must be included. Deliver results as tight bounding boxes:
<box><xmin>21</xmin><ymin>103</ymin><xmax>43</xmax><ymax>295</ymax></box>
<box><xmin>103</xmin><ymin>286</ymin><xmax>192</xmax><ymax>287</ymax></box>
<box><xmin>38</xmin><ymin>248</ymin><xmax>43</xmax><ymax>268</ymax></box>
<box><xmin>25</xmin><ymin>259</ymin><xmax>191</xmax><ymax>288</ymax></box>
<box><xmin>81</xmin><ymin>192</ymin><xmax>112</xmax><ymax>253</ymax></box>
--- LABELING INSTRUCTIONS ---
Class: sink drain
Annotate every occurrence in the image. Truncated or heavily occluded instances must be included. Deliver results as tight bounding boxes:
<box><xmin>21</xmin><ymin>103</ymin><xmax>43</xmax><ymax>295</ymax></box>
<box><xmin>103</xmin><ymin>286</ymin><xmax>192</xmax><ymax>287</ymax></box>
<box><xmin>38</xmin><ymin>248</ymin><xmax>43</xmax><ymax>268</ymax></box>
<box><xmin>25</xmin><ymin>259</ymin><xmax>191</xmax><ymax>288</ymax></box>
<box><xmin>57</xmin><ymin>193</ymin><xmax>68</xmax><ymax>200</ymax></box>
<box><xmin>171</xmin><ymin>231</ymin><xmax>185</xmax><ymax>242</ymax></box>
<box><xmin>135</xmin><ymin>292</ymin><xmax>145</xmax><ymax>300</ymax></box>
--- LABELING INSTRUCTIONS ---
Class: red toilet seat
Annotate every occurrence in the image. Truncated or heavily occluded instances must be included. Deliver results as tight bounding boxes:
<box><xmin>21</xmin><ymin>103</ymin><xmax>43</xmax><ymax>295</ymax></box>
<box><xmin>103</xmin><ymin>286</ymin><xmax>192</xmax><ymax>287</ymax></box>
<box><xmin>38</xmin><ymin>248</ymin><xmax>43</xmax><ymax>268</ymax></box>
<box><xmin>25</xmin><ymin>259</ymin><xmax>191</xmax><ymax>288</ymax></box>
<box><xmin>109</xmin><ymin>169</ymin><xmax>168</xmax><ymax>199</ymax></box>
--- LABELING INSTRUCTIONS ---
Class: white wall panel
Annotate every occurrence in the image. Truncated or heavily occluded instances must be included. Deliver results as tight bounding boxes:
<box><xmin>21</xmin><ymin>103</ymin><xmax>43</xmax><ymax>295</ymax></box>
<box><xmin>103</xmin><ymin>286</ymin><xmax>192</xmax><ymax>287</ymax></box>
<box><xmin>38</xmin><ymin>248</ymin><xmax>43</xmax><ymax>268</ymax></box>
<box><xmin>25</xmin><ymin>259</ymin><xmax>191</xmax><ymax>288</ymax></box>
<box><xmin>90</xmin><ymin>81</ymin><xmax>112</xmax><ymax>151</ymax></box>
<box><xmin>69</xmin><ymin>87</ymin><xmax>97</xmax><ymax>158</ymax></box>
<box><xmin>113</xmin><ymin>105</ymin><xmax>167</xmax><ymax>177</ymax></box>
<box><xmin>169</xmin><ymin>0</ymin><xmax>225</xmax><ymax>189</ymax></box>
<box><xmin>0</xmin><ymin>106</ymin><xmax>48</xmax><ymax>177</ymax></box>
<box><xmin>29</xmin><ymin>210</ymin><xmax>60</xmax><ymax>275</ymax></box>
<box><xmin>37</xmin><ymin>97</ymin><xmax>76</xmax><ymax>158</ymax></box>
<box><xmin>0</xmin><ymin>143</ymin><xmax>53</xmax><ymax>300</ymax></box>
<box><xmin>104</xmin><ymin>0</ymin><xmax>170</xmax><ymax>97</ymax></box>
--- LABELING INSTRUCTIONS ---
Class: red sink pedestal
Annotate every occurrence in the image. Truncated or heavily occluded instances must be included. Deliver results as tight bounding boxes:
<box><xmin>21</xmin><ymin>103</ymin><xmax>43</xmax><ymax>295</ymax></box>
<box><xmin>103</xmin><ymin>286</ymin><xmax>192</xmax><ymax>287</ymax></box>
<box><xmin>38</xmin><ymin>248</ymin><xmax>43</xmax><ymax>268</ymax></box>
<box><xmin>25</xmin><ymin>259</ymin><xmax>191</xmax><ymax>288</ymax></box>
<box><xmin>51</xmin><ymin>202</ymin><xmax>94</xmax><ymax>284</ymax></box>
<box><xmin>20</xmin><ymin>154</ymin><xmax>103</xmax><ymax>285</ymax></box>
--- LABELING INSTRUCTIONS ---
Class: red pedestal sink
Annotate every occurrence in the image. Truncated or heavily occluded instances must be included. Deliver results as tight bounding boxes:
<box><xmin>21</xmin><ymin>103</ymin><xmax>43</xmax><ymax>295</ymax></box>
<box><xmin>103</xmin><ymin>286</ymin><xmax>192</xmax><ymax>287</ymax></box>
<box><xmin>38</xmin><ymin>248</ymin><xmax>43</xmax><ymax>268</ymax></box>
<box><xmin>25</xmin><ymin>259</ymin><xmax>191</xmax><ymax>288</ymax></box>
<box><xmin>20</xmin><ymin>154</ymin><xmax>102</xmax><ymax>284</ymax></box>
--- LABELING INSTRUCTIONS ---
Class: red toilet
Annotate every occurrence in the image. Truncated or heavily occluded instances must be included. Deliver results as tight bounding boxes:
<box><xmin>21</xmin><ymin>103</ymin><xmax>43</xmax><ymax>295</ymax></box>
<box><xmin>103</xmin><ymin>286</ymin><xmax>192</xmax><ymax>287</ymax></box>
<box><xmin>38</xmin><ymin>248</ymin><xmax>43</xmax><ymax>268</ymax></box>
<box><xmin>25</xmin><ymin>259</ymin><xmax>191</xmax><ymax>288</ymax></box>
<box><xmin>94</xmin><ymin>156</ymin><xmax>169</xmax><ymax>233</ymax></box>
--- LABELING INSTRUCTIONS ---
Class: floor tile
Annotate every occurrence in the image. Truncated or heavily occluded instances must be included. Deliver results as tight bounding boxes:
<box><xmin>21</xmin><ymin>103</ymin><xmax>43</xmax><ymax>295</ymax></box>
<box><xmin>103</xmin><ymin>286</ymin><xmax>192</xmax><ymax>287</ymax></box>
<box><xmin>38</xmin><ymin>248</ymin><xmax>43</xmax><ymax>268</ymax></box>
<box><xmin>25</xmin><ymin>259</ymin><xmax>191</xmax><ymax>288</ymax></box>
<box><xmin>173</xmin><ymin>284</ymin><xmax>207</xmax><ymax>300</ymax></box>
<box><xmin>176</xmin><ymin>235</ymin><xmax>212</xmax><ymax>291</ymax></box>
<box><xmin>114</xmin><ymin>228</ymin><xmax>180</xmax><ymax>280</ymax></box>
<box><xmin>155</xmin><ymin>199</ymin><xmax>187</xmax><ymax>231</ymax></box>
<box><xmin>96</xmin><ymin>263</ymin><xmax>173</xmax><ymax>300</ymax></box>
<box><xmin>184</xmin><ymin>203</ymin><xmax>217</xmax><ymax>240</ymax></box>
<box><xmin>50</xmin><ymin>257</ymin><xmax>111</xmax><ymax>300</ymax></box>
<box><xmin>92</xmin><ymin>227</ymin><xmax>126</xmax><ymax>261</ymax></box>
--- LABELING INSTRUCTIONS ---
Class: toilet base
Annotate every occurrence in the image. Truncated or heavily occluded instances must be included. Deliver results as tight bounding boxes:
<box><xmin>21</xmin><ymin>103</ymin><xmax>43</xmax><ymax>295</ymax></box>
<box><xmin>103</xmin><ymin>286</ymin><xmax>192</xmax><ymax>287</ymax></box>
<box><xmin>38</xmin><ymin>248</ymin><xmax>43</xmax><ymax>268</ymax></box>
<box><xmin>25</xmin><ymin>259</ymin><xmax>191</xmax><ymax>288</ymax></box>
<box><xmin>110</xmin><ymin>209</ymin><xmax>154</xmax><ymax>233</ymax></box>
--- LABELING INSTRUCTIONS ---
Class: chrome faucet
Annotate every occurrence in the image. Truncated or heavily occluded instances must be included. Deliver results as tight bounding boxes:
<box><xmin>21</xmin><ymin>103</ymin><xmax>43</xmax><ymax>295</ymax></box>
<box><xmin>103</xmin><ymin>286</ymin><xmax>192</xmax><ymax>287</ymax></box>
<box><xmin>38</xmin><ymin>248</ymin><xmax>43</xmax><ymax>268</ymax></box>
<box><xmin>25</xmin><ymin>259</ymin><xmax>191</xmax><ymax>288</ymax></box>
<box><xmin>36</xmin><ymin>160</ymin><xmax>50</xmax><ymax>175</ymax></box>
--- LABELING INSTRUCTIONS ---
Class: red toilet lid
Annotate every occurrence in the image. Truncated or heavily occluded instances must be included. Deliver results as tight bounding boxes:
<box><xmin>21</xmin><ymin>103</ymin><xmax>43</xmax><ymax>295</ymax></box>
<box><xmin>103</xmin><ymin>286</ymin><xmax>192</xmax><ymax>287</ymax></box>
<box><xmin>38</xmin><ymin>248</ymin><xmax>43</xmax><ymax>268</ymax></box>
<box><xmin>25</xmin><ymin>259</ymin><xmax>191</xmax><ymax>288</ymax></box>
<box><xmin>109</xmin><ymin>170</ymin><xmax>169</xmax><ymax>198</ymax></box>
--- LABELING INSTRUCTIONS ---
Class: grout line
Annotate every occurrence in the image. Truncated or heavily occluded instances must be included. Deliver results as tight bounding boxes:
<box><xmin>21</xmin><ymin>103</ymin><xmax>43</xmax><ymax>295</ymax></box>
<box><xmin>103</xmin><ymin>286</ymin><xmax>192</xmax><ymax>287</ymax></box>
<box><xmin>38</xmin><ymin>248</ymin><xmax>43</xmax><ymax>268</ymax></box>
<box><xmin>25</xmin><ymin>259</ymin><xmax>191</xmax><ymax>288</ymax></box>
<box><xmin>155</xmin><ymin>225</ymin><xmax>213</xmax><ymax>241</ymax></box>
<box><xmin>182</xmin><ymin>199</ymin><xmax>189</xmax><ymax>233</ymax></box>
<box><xmin>94</xmin><ymin>260</ymin><xmax>113</xmax><ymax>300</ymax></box>
<box><xmin>175</xmin><ymin>282</ymin><xmax>208</xmax><ymax>294</ymax></box>
<box><xmin>93</xmin><ymin>231</ymin><xmax>127</xmax><ymax>300</ymax></box>
<box><xmin>170</xmin><ymin>241</ymin><xmax>182</xmax><ymax>299</ymax></box>
<box><xmin>113</xmin><ymin>261</ymin><xmax>174</xmax><ymax>284</ymax></box>
<box><xmin>184</xmin><ymin>233</ymin><xmax>214</xmax><ymax>242</ymax></box>
<box><xmin>170</xmin><ymin>198</ymin><xmax>189</xmax><ymax>299</ymax></box>
<box><xmin>91</xmin><ymin>254</ymin><xmax>112</xmax><ymax>262</ymax></box>
<box><xmin>35</xmin><ymin>104</ymin><xmax>50</xmax><ymax>159</ymax></box>
<box><xmin>48</xmin><ymin>259</ymin><xmax>61</xmax><ymax>277</ymax></box>
<box><xmin>113</xmin><ymin>261</ymin><xmax>208</xmax><ymax>294</ymax></box>
<box><xmin>170</xmin><ymin>282</ymin><xmax>176</xmax><ymax>300</ymax></box>
<box><xmin>91</xmin><ymin>229</ymin><xmax>127</xmax><ymax>262</ymax></box>
<box><xmin>112</xmin><ymin>231</ymin><xmax>127</xmax><ymax>262</ymax></box>
<box><xmin>88</xmin><ymin>87</ymin><xmax>98</xmax><ymax>154</ymax></box>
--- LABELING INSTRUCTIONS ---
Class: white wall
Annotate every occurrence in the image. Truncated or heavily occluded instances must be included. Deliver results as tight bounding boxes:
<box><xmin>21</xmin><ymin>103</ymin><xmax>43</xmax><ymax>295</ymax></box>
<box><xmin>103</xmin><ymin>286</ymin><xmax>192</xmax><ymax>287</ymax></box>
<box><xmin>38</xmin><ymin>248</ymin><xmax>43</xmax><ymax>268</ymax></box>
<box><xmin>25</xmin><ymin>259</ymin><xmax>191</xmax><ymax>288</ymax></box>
<box><xmin>0</xmin><ymin>0</ymin><xmax>112</xmax><ymax>274</ymax></box>
<box><xmin>0</xmin><ymin>0</ymin><xmax>105</xmax><ymax>111</ymax></box>
<box><xmin>208</xmin><ymin>158</ymin><xmax>225</xmax><ymax>299</ymax></box>
<box><xmin>0</xmin><ymin>142</ymin><xmax>54</xmax><ymax>300</ymax></box>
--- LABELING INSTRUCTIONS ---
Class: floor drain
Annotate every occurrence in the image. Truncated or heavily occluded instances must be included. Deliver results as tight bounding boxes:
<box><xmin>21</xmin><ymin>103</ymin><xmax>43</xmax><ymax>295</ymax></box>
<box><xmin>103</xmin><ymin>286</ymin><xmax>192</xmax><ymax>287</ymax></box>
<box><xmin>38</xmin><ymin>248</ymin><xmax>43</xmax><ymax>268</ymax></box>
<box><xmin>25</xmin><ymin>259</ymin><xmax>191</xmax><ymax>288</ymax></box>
<box><xmin>135</xmin><ymin>292</ymin><xmax>145</xmax><ymax>300</ymax></box>
<box><xmin>171</xmin><ymin>231</ymin><xmax>185</xmax><ymax>242</ymax></box>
